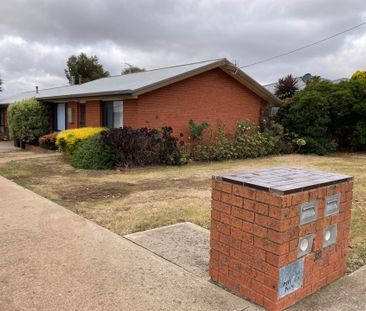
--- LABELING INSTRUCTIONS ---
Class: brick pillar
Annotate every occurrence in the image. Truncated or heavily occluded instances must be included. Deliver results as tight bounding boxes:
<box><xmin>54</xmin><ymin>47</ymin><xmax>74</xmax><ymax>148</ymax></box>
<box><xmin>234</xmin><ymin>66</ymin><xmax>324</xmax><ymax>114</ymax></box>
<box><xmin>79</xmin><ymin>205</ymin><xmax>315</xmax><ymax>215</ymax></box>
<box><xmin>209</xmin><ymin>167</ymin><xmax>353</xmax><ymax>311</ymax></box>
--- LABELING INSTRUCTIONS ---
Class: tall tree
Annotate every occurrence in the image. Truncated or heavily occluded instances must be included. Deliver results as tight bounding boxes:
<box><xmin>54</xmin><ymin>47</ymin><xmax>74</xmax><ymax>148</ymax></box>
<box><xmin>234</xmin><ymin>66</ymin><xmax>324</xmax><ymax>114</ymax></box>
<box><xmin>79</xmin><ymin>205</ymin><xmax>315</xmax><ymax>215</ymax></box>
<box><xmin>64</xmin><ymin>53</ymin><xmax>110</xmax><ymax>85</ymax></box>
<box><xmin>351</xmin><ymin>70</ymin><xmax>366</xmax><ymax>83</ymax></box>
<box><xmin>121</xmin><ymin>65</ymin><xmax>145</xmax><ymax>75</ymax></box>
<box><xmin>274</xmin><ymin>74</ymin><xmax>299</xmax><ymax>100</ymax></box>
<box><xmin>0</xmin><ymin>76</ymin><xmax>2</xmax><ymax>92</ymax></box>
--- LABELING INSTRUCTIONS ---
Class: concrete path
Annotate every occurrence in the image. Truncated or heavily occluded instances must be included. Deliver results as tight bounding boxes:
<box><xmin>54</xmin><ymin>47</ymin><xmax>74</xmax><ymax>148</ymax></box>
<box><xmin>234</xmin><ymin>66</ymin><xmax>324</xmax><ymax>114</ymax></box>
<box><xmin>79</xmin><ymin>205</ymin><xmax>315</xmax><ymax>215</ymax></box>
<box><xmin>0</xmin><ymin>141</ymin><xmax>19</xmax><ymax>153</ymax></box>
<box><xmin>0</xmin><ymin>152</ymin><xmax>60</xmax><ymax>164</ymax></box>
<box><xmin>290</xmin><ymin>265</ymin><xmax>366</xmax><ymax>311</ymax></box>
<box><xmin>0</xmin><ymin>176</ymin><xmax>257</xmax><ymax>311</ymax></box>
<box><xmin>125</xmin><ymin>223</ymin><xmax>210</xmax><ymax>279</ymax></box>
<box><xmin>126</xmin><ymin>223</ymin><xmax>366</xmax><ymax>311</ymax></box>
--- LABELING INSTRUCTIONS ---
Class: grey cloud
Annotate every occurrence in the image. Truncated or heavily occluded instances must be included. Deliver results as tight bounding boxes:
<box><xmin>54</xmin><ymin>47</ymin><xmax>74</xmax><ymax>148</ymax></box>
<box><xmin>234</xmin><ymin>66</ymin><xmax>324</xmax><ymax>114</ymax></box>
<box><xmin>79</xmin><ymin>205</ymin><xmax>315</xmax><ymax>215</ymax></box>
<box><xmin>0</xmin><ymin>0</ymin><xmax>366</xmax><ymax>96</ymax></box>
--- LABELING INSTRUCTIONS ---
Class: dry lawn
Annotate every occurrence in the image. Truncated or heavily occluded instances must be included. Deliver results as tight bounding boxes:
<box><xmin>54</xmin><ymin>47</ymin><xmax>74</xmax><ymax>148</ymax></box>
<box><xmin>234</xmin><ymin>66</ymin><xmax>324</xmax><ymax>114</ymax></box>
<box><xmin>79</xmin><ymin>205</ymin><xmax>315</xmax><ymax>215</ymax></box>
<box><xmin>0</xmin><ymin>153</ymin><xmax>365</xmax><ymax>273</ymax></box>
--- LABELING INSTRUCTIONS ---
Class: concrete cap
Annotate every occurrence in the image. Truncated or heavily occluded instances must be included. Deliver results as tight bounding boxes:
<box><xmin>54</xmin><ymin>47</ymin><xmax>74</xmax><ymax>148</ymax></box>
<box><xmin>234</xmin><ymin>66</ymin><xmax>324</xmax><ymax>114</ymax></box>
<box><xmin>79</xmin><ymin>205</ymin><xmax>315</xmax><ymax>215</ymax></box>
<box><xmin>213</xmin><ymin>166</ymin><xmax>353</xmax><ymax>195</ymax></box>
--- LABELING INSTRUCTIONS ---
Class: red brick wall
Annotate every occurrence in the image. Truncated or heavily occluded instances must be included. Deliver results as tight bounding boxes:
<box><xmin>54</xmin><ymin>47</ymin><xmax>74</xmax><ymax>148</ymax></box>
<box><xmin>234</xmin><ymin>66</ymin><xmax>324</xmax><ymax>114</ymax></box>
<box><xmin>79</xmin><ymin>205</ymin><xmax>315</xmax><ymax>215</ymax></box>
<box><xmin>210</xmin><ymin>180</ymin><xmax>353</xmax><ymax>311</ymax></box>
<box><xmin>124</xmin><ymin>68</ymin><xmax>266</xmax><ymax>140</ymax></box>
<box><xmin>85</xmin><ymin>100</ymin><xmax>102</xmax><ymax>127</ymax></box>
<box><xmin>67</xmin><ymin>101</ymin><xmax>79</xmax><ymax>129</ymax></box>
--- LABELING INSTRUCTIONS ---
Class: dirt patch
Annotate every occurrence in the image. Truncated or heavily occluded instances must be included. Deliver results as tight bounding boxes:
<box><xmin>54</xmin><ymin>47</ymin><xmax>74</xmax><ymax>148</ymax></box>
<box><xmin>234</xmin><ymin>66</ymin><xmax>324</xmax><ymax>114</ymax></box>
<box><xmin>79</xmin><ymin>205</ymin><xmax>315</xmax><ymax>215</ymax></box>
<box><xmin>57</xmin><ymin>178</ymin><xmax>209</xmax><ymax>203</ymax></box>
<box><xmin>58</xmin><ymin>182</ymin><xmax>135</xmax><ymax>201</ymax></box>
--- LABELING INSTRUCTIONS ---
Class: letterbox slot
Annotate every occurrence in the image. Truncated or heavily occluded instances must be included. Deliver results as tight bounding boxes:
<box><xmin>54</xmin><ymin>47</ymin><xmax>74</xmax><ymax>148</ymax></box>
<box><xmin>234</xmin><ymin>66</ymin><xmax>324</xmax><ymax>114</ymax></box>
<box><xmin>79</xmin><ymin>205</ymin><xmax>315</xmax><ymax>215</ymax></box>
<box><xmin>325</xmin><ymin>194</ymin><xmax>340</xmax><ymax>216</ymax></box>
<box><xmin>300</xmin><ymin>201</ymin><xmax>317</xmax><ymax>225</ymax></box>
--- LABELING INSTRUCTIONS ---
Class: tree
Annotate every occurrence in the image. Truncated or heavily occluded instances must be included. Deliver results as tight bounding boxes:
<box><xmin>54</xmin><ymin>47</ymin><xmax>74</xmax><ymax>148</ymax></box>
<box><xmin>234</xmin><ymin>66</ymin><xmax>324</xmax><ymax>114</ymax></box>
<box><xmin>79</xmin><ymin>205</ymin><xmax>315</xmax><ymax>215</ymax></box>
<box><xmin>351</xmin><ymin>70</ymin><xmax>366</xmax><ymax>83</ymax></box>
<box><xmin>121</xmin><ymin>65</ymin><xmax>145</xmax><ymax>75</ymax></box>
<box><xmin>274</xmin><ymin>74</ymin><xmax>299</xmax><ymax>100</ymax></box>
<box><xmin>64</xmin><ymin>53</ymin><xmax>110</xmax><ymax>85</ymax></box>
<box><xmin>0</xmin><ymin>76</ymin><xmax>2</xmax><ymax>92</ymax></box>
<box><xmin>278</xmin><ymin>79</ymin><xmax>366</xmax><ymax>154</ymax></box>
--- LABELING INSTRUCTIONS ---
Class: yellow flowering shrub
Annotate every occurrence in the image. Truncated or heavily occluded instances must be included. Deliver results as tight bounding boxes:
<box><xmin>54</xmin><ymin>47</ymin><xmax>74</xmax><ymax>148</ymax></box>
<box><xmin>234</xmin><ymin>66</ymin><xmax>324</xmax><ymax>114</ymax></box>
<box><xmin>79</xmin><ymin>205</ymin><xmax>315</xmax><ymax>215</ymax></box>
<box><xmin>56</xmin><ymin>127</ymin><xmax>106</xmax><ymax>155</ymax></box>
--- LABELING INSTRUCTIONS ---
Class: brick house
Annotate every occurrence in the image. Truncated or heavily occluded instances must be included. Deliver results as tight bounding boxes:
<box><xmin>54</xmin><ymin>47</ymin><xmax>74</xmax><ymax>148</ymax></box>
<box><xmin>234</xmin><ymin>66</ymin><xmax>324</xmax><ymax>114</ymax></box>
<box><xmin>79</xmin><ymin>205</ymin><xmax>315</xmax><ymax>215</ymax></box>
<box><xmin>0</xmin><ymin>58</ymin><xmax>280</xmax><ymax>140</ymax></box>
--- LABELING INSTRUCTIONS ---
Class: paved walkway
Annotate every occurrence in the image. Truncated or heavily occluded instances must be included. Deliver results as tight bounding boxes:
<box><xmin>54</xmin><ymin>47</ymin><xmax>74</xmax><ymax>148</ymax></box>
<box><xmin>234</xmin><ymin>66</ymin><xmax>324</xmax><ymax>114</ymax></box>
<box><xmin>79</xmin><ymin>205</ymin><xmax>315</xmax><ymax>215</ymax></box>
<box><xmin>0</xmin><ymin>176</ymin><xmax>257</xmax><ymax>311</ymax></box>
<box><xmin>0</xmin><ymin>152</ymin><xmax>61</xmax><ymax>164</ymax></box>
<box><xmin>289</xmin><ymin>265</ymin><xmax>366</xmax><ymax>310</ymax></box>
<box><xmin>126</xmin><ymin>223</ymin><xmax>366</xmax><ymax>311</ymax></box>
<box><xmin>125</xmin><ymin>223</ymin><xmax>210</xmax><ymax>279</ymax></box>
<box><xmin>0</xmin><ymin>141</ymin><xmax>19</xmax><ymax>153</ymax></box>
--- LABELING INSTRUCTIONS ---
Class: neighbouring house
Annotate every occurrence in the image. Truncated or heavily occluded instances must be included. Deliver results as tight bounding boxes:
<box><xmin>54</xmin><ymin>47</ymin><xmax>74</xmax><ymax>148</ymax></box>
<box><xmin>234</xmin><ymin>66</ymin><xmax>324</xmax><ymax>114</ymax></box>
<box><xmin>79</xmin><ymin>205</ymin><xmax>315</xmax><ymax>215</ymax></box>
<box><xmin>264</xmin><ymin>73</ymin><xmax>348</xmax><ymax>94</ymax></box>
<box><xmin>0</xmin><ymin>58</ymin><xmax>280</xmax><ymax>141</ymax></box>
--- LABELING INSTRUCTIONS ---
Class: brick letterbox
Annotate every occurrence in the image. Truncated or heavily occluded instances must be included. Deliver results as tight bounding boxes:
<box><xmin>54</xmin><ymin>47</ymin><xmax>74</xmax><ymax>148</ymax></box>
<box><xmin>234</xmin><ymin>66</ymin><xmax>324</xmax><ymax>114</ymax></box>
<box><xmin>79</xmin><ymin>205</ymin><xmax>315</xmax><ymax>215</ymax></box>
<box><xmin>209</xmin><ymin>167</ymin><xmax>353</xmax><ymax>311</ymax></box>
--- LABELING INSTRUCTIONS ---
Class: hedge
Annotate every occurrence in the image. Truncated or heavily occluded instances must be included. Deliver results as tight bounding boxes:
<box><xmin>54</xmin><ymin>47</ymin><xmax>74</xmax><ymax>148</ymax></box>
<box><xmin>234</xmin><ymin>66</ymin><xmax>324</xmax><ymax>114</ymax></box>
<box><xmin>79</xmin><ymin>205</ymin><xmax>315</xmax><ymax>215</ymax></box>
<box><xmin>7</xmin><ymin>98</ymin><xmax>49</xmax><ymax>143</ymax></box>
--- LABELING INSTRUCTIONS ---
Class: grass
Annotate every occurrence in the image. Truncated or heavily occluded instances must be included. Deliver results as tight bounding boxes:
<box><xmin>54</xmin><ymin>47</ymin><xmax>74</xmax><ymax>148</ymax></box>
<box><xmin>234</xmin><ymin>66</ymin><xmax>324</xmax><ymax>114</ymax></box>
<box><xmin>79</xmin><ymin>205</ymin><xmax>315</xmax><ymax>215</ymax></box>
<box><xmin>0</xmin><ymin>153</ymin><xmax>365</xmax><ymax>273</ymax></box>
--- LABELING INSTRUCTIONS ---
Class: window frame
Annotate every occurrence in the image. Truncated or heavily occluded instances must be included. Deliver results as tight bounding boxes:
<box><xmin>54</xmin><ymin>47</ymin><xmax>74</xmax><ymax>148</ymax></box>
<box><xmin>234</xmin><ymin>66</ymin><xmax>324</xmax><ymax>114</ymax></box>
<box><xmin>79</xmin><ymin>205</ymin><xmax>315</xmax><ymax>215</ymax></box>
<box><xmin>102</xmin><ymin>101</ymin><xmax>123</xmax><ymax>128</ymax></box>
<box><xmin>79</xmin><ymin>103</ymin><xmax>86</xmax><ymax>128</ymax></box>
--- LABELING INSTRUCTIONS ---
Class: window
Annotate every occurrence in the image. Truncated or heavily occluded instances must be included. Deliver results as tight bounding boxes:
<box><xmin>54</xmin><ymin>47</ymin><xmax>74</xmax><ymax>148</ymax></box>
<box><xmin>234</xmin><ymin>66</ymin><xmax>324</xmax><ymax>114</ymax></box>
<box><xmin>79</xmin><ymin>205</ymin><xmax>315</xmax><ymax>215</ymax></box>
<box><xmin>79</xmin><ymin>104</ymin><xmax>86</xmax><ymax>127</ymax></box>
<box><xmin>68</xmin><ymin>107</ymin><xmax>74</xmax><ymax>124</ymax></box>
<box><xmin>56</xmin><ymin>104</ymin><xmax>66</xmax><ymax>131</ymax></box>
<box><xmin>103</xmin><ymin>101</ymin><xmax>123</xmax><ymax>128</ymax></box>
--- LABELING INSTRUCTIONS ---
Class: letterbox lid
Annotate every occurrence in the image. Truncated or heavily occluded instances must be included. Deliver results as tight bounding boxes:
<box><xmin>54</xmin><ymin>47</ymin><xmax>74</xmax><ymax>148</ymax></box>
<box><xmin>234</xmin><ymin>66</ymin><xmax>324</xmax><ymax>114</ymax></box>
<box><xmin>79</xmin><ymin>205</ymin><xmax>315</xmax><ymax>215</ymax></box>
<box><xmin>213</xmin><ymin>167</ymin><xmax>353</xmax><ymax>195</ymax></box>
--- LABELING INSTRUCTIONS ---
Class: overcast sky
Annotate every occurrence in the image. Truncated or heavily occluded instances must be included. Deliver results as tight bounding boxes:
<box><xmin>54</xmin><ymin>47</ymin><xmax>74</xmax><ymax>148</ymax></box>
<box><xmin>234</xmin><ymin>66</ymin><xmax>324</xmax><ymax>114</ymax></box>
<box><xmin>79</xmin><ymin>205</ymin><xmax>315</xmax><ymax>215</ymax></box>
<box><xmin>0</xmin><ymin>0</ymin><xmax>366</xmax><ymax>97</ymax></box>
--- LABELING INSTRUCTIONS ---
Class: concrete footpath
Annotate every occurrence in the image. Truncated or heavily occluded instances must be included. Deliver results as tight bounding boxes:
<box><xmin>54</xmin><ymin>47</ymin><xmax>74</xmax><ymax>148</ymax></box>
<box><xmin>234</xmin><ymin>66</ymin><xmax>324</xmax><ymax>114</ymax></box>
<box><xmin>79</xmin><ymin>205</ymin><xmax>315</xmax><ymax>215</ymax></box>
<box><xmin>0</xmin><ymin>176</ymin><xmax>257</xmax><ymax>311</ymax></box>
<box><xmin>126</xmin><ymin>223</ymin><xmax>366</xmax><ymax>311</ymax></box>
<box><xmin>0</xmin><ymin>141</ymin><xmax>19</xmax><ymax>153</ymax></box>
<box><xmin>289</xmin><ymin>264</ymin><xmax>366</xmax><ymax>310</ymax></box>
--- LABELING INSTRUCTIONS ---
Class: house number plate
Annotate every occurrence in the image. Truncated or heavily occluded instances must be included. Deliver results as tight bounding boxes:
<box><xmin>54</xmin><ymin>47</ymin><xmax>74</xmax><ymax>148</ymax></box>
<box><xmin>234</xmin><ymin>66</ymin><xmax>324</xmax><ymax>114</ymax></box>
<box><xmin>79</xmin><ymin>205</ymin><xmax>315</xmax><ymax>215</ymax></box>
<box><xmin>278</xmin><ymin>258</ymin><xmax>304</xmax><ymax>298</ymax></box>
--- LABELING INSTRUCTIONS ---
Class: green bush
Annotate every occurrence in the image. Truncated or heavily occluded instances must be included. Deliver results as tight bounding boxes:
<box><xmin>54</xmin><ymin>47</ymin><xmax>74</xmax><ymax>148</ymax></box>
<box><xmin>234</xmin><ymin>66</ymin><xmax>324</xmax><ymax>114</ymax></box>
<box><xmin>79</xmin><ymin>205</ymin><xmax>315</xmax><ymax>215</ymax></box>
<box><xmin>191</xmin><ymin>122</ymin><xmax>279</xmax><ymax>161</ymax></box>
<box><xmin>192</xmin><ymin>127</ymin><xmax>237</xmax><ymax>161</ymax></box>
<box><xmin>353</xmin><ymin>120</ymin><xmax>366</xmax><ymax>148</ymax></box>
<box><xmin>7</xmin><ymin>98</ymin><xmax>49</xmax><ymax>143</ymax></box>
<box><xmin>188</xmin><ymin>119</ymin><xmax>209</xmax><ymax>140</ymax></box>
<box><xmin>278</xmin><ymin>77</ymin><xmax>366</xmax><ymax>153</ymax></box>
<box><xmin>71</xmin><ymin>134</ymin><xmax>116</xmax><ymax>169</ymax></box>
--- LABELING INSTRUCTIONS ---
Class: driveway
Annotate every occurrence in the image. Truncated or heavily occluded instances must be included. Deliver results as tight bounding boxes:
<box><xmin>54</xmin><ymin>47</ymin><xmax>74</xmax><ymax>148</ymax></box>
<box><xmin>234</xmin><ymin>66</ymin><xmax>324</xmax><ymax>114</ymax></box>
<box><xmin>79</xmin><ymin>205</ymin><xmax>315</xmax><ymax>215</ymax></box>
<box><xmin>0</xmin><ymin>176</ymin><xmax>257</xmax><ymax>311</ymax></box>
<box><xmin>0</xmin><ymin>141</ymin><xmax>19</xmax><ymax>153</ymax></box>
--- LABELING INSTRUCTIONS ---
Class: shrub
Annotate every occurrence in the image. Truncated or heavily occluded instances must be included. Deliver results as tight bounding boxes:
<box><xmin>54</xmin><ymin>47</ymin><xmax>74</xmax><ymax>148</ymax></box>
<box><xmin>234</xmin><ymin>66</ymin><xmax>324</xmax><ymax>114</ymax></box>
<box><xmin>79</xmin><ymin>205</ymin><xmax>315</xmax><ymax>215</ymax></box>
<box><xmin>188</xmin><ymin>119</ymin><xmax>209</xmax><ymax>140</ymax></box>
<box><xmin>160</xmin><ymin>127</ymin><xmax>188</xmax><ymax>165</ymax></box>
<box><xmin>56</xmin><ymin>127</ymin><xmax>105</xmax><ymax>155</ymax></box>
<box><xmin>101</xmin><ymin>126</ymin><xmax>186</xmax><ymax>167</ymax></box>
<box><xmin>278</xmin><ymin>78</ymin><xmax>366</xmax><ymax>153</ymax></box>
<box><xmin>192</xmin><ymin>126</ymin><xmax>237</xmax><ymax>161</ymax></box>
<box><xmin>7</xmin><ymin>98</ymin><xmax>50</xmax><ymax>143</ymax></box>
<box><xmin>352</xmin><ymin>120</ymin><xmax>366</xmax><ymax>149</ymax></box>
<box><xmin>71</xmin><ymin>134</ymin><xmax>116</xmax><ymax>169</ymax></box>
<box><xmin>191</xmin><ymin>122</ymin><xmax>279</xmax><ymax>161</ymax></box>
<box><xmin>39</xmin><ymin>132</ymin><xmax>58</xmax><ymax>150</ymax></box>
